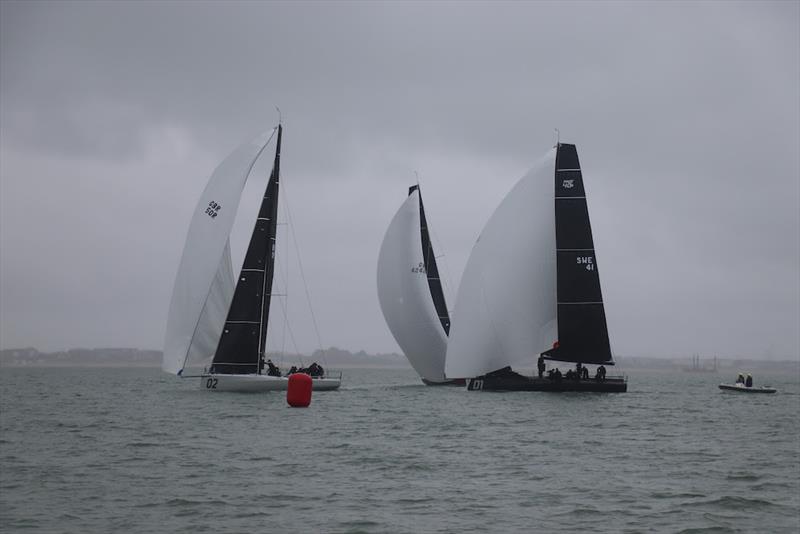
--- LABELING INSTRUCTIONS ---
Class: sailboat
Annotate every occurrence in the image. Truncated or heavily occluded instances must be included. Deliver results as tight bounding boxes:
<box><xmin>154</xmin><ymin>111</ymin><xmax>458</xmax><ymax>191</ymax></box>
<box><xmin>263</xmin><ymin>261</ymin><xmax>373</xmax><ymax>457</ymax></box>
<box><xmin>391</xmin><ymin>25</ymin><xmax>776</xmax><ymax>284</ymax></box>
<box><xmin>444</xmin><ymin>142</ymin><xmax>626</xmax><ymax>392</ymax></box>
<box><xmin>162</xmin><ymin>124</ymin><xmax>341</xmax><ymax>392</ymax></box>
<box><xmin>377</xmin><ymin>185</ymin><xmax>462</xmax><ymax>385</ymax></box>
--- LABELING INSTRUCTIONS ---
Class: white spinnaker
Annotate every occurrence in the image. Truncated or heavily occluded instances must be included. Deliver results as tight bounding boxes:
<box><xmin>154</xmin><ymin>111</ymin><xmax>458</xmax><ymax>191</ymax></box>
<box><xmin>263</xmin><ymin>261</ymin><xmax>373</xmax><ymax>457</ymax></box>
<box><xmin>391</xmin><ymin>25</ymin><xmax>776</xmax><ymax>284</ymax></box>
<box><xmin>183</xmin><ymin>239</ymin><xmax>235</xmax><ymax>370</ymax></box>
<box><xmin>163</xmin><ymin>130</ymin><xmax>275</xmax><ymax>375</ymax></box>
<box><xmin>445</xmin><ymin>149</ymin><xmax>559</xmax><ymax>379</ymax></box>
<box><xmin>377</xmin><ymin>190</ymin><xmax>449</xmax><ymax>382</ymax></box>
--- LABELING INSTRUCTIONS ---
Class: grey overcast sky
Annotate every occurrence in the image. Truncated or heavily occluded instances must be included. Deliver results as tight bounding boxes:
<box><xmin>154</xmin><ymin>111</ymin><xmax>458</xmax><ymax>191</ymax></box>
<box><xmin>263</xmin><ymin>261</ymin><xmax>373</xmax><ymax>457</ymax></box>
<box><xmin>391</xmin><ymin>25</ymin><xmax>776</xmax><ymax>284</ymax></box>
<box><xmin>1</xmin><ymin>0</ymin><xmax>798</xmax><ymax>360</ymax></box>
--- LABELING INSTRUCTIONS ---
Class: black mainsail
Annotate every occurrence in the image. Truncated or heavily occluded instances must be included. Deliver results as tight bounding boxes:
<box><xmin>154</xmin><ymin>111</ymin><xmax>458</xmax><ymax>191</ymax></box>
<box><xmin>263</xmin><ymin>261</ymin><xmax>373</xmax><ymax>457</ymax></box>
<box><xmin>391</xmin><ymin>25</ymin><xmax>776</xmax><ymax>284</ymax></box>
<box><xmin>543</xmin><ymin>143</ymin><xmax>613</xmax><ymax>365</ymax></box>
<box><xmin>410</xmin><ymin>185</ymin><xmax>451</xmax><ymax>335</ymax></box>
<box><xmin>210</xmin><ymin>125</ymin><xmax>282</xmax><ymax>374</ymax></box>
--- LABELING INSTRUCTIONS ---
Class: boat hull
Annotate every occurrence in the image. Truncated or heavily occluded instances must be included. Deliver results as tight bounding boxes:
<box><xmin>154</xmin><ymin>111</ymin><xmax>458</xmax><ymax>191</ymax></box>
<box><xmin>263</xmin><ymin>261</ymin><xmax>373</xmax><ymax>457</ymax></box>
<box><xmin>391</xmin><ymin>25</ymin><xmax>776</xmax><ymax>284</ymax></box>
<box><xmin>718</xmin><ymin>384</ymin><xmax>776</xmax><ymax>394</ymax></box>
<box><xmin>466</xmin><ymin>368</ymin><xmax>627</xmax><ymax>392</ymax></box>
<box><xmin>199</xmin><ymin>374</ymin><xmax>341</xmax><ymax>392</ymax></box>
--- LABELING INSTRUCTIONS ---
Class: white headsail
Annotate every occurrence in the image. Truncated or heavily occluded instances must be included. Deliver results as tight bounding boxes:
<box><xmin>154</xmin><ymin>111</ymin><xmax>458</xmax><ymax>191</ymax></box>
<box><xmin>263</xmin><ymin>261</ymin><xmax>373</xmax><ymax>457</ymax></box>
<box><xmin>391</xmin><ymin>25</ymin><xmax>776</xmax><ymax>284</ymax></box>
<box><xmin>445</xmin><ymin>149</ymin><xmax>559</xmax><ymax>379</ymax></box>
<box><xmin>377</xmin><ymin>189</ymin><xmax>449</xmax><ymax>382</ymax></box>
<box><xmin>163</xmin><ymin>130</ymin><xmax>275</xmax><ymax>375</ymax></box>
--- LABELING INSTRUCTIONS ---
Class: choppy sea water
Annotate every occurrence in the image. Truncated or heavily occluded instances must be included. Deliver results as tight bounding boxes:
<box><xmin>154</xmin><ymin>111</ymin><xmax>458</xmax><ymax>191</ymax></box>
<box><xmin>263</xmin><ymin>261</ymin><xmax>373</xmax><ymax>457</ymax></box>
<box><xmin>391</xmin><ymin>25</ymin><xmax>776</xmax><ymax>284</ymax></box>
<box><xmin>1</xmin><ymin>367</ymin><xmax>798</xmax><ymax>533</ymax></box>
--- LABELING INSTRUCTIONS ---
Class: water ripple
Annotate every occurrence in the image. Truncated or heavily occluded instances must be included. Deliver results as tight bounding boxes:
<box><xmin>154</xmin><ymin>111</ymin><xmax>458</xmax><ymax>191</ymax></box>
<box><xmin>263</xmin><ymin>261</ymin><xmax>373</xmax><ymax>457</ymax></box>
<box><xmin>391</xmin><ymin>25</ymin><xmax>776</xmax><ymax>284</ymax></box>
<box><xmin>1</xmin><ymin>367</ymin><xmax>798</xmax><ymax>533</ymax></box>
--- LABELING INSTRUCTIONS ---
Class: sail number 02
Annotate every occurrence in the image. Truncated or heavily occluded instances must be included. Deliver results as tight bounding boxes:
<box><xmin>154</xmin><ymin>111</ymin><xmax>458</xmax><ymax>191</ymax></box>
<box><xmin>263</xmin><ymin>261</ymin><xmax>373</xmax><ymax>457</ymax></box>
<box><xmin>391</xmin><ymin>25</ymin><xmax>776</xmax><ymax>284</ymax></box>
<box><xmin>577</xmin><ymin>256</ymin><xmax>595</xmax><ymax>271</ymax></box>
<box><xmin>205</xmin><ymin>378</ymin><xmax>218</xmax><ymax>389</ymax></box>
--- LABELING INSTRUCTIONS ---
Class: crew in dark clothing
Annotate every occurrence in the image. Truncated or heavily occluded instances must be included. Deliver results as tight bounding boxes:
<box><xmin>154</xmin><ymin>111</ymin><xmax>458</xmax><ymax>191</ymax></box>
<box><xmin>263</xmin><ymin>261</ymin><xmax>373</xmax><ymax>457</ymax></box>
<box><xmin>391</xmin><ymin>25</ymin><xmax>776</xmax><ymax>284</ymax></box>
<box><xmin>581</xmin><ymin>366</ymin><xmax>589</xmax><ymax>380</ymax></box>
<box><xmin>736</xmin><ymin>374</ymin><xmax>745</xmax><ymax>384</ymax></box>
<box><xmin>575</xmin><ymin>363</ymin><xmax>583</xmax><ymax>380</ymax></box>
<box><xmin>306</xmin><ymin>362</ymin><xmax>324</xmax><ymax>377</ymax></box>
<box><xmin>547</xmin><ymin>369</ymin><xmax>554</xmax><ymax>380</ymax></box>
<box><xmin>287</xmin><ymin>366</ymin><xmax>297</xmax><ymax>375</ymax></box>
<box><xmin>537</xmin><ymin>355</ymin><xmax>546</xmax><ymax>379</ymax></box>
<box><xmin>745</xmin><ymin>374</ymin><xmax>753</xmax><ymax>387</ymax></box>
<box><xmin>565</xmin><ymin>369</ymin><xmax>574</xmax><ymax>380</ymax></box>
<box><xmin>553</xmin><ymin>368</ymin><xmax>562</xmax><ymax>381</ymax></box>
<box><xmin>595</xmin><ymin>365</ymin><xmax>606</xmax><ymax>382</ymax></box>
<box><xmin>266</xmin><ymin>359</ymin><xmax>281</xmax><ymax>377</ymax></box>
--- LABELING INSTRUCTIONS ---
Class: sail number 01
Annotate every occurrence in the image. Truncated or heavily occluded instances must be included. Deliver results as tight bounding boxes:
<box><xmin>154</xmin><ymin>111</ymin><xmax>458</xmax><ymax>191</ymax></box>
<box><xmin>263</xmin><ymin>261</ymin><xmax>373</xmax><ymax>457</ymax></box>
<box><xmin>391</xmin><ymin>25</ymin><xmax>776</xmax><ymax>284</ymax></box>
<box><xmin>577</xmin><ymin>256</ymin><xmax>595</xmax><ymax>271</ymax></box>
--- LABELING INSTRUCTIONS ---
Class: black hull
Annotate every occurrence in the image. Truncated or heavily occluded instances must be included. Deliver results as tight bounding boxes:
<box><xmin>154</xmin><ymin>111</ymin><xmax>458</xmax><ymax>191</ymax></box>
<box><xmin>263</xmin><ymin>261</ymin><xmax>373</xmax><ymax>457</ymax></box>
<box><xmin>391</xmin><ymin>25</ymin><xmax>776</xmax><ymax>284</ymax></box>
<box><xmin>467</xmin><ymin>368</ymin><xmax>627</xmax><ymax>393</ymax></box>
<box><xmin>422</xmin><ymin>378</ymin><xmax>466</xmax><ymax>386</ymax></box>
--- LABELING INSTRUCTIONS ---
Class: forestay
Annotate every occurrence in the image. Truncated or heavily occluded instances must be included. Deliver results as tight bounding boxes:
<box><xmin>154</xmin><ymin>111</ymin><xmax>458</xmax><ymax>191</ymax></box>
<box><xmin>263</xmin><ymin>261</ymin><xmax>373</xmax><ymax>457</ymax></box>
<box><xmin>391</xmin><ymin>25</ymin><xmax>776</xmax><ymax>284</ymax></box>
<box><xmin>163</xmin><ymin>130</ymin><xmax>276</xmax><ymax>375</ymax></box>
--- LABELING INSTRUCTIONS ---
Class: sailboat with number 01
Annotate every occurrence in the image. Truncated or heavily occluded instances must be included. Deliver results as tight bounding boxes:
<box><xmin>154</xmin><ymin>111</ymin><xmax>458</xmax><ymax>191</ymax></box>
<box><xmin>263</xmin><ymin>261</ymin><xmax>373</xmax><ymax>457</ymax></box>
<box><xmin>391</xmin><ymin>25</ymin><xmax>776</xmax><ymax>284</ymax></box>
<box><xmin>444</xmin><ymin>142</ymin><xmax>626</xmax><ymax>392</ymax></box>
<box><xmin>162</xmin><ymin>124</ymin><xmax>341</xmax><ymax>392</ymax></box>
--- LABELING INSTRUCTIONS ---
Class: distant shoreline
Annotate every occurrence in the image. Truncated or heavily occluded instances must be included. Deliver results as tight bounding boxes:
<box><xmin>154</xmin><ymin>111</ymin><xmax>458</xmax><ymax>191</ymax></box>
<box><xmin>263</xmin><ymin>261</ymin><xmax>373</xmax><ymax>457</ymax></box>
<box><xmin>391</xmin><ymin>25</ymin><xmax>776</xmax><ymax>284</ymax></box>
<box><xmin>0</xmin><ymin>347</ymin><xmax>414</xmax><ymax>370</ymax></box>
<box><xmin>1</xmin><ymin>347</ymin><xmax>797</xmax><ymax>374</ymax></box>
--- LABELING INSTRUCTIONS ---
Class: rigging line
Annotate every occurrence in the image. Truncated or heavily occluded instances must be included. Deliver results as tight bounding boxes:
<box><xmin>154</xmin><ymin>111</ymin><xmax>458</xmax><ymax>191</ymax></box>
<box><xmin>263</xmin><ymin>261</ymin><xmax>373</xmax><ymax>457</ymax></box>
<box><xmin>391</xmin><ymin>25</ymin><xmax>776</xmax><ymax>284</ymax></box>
<box><xmin>281</xmin><ymin>210</ymin><xmax>289</xmax><ymax>365</ymax></box>
<box><xmin>279</xmin><ymin>181</ymin><xmax>328</xmax><ymax>363</ymax></box>
<box><xmin>271</xmin><ymin>275</ymin><xmax>304</xmax><ymax>364</ymax></box>
<box><xmin>268</xmin><ymin>226</ymin><xmax>302</xmax><ymax>363</ymax></box>
<box><xmin>273</xmin><ymin>223</ymin><xmax>290</xmax><ymax>365</ymax></box>
<box><xmin>180</xmin><ymin>129</ymin><xmax>277</xmax><ymax>373</ymax></box>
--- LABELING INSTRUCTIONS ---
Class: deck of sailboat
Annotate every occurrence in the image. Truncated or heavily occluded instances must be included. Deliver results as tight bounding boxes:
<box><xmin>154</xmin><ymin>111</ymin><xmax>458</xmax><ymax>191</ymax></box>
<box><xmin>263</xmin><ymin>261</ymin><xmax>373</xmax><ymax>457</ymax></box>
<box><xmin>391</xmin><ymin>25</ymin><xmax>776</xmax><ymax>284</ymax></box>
<box><xmin>199</xmin><ymin>372</ymin><xmax>342</xmax><ymax>392</ymax></box>
<box><xmin>467</xmin><ymin>369</ymin><xmax>627</xmax><ymax>392</ymax></box>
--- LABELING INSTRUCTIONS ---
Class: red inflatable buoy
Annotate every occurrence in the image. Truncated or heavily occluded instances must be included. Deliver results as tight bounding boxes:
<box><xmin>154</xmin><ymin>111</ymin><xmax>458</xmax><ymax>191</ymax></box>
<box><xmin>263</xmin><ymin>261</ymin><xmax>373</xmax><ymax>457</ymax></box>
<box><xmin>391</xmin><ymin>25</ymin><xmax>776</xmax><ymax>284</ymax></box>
<box><xmin>287</xmin><ymin>373</ymin><xmax>312</xmax><ymax>407</ymax></box>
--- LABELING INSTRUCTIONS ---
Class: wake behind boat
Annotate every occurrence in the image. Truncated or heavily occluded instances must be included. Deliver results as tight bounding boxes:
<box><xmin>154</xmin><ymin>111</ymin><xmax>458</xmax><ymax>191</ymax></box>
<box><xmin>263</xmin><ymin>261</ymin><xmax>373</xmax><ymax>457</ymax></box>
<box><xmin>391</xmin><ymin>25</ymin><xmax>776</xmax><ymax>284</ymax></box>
<box><xmin>444</xmin><ymin>142</ymin><xmax>626</xmax><ymax>393</ymax></box>
<box><xmin>163</xmin><ymin>124</ymin><xmax>340</xmax><ymax>392</ymax></box>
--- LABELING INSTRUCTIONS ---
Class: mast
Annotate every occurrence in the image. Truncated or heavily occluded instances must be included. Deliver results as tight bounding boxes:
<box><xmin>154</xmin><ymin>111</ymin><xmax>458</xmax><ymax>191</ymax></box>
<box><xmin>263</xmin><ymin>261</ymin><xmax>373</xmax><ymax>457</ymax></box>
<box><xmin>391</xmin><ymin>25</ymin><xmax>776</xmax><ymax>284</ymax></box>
<box><xmin>210</xmin><ymin>125</ymin><xmax>282</xmax><ymax>374</ymax></box>
<box><xmin>542</xmin><ymin>143</ymin><xmax>613</xmax><ymax>365</ymax></box>
<box><xmin>410</xmin><ymin>185</ymin><xmax>451</xmax><ymax>335</ymax></box>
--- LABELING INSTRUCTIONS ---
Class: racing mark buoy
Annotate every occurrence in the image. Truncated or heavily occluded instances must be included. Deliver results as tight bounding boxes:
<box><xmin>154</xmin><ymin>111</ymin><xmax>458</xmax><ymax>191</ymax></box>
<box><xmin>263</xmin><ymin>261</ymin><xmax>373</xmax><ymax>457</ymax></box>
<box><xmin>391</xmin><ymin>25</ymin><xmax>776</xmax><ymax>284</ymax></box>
<box><xmin>287</xmin><ymin>373</ymin><xmax>312</xmax><ymax>407</ymax></box>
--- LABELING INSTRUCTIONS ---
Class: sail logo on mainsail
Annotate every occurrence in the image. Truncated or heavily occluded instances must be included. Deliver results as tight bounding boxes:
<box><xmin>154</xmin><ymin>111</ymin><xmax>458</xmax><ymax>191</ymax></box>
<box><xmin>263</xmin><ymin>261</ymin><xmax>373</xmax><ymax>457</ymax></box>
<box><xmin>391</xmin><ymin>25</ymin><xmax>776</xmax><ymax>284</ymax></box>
<box><xmin>562</xmin><ymin>179</ymin><xmax>575</xmax><ymax>189</ymax></box>
<box><xmin>411</xmin><ymin>262</ymin><xmax>427</xmax><ymax>274</ymax></box>
<box><xmin>577</xmin><ymin>256</ymin><xmax>595</xmax><ymax>271</ymax></box>
<box><xmin>205</xmin><ymin>201</ymin><xmax>221</xmax><ymax>219</ymax></box>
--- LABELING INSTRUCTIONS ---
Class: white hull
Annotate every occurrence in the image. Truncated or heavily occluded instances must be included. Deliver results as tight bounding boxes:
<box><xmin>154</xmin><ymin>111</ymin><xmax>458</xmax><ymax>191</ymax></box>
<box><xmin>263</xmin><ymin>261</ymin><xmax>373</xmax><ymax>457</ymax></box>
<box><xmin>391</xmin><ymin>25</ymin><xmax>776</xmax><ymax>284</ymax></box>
<box><xmin>199</xmin><ymin>374</ymin><xmax>341</xmax><ymax>392</ymax></box>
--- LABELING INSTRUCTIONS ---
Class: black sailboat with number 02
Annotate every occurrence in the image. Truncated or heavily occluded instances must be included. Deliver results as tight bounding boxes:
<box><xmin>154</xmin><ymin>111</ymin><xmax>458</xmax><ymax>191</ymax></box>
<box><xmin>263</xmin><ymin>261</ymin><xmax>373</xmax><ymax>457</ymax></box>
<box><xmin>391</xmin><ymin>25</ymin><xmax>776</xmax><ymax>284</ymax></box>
<box><xmin>162</xmin><ymin>124</ymin><xmax>341</xmax><ymax>392</ymax></box>
<box><xmin>444</xmin><ymin>142</ymin><xmax>626</xmax><ymax>392</ymax></box>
